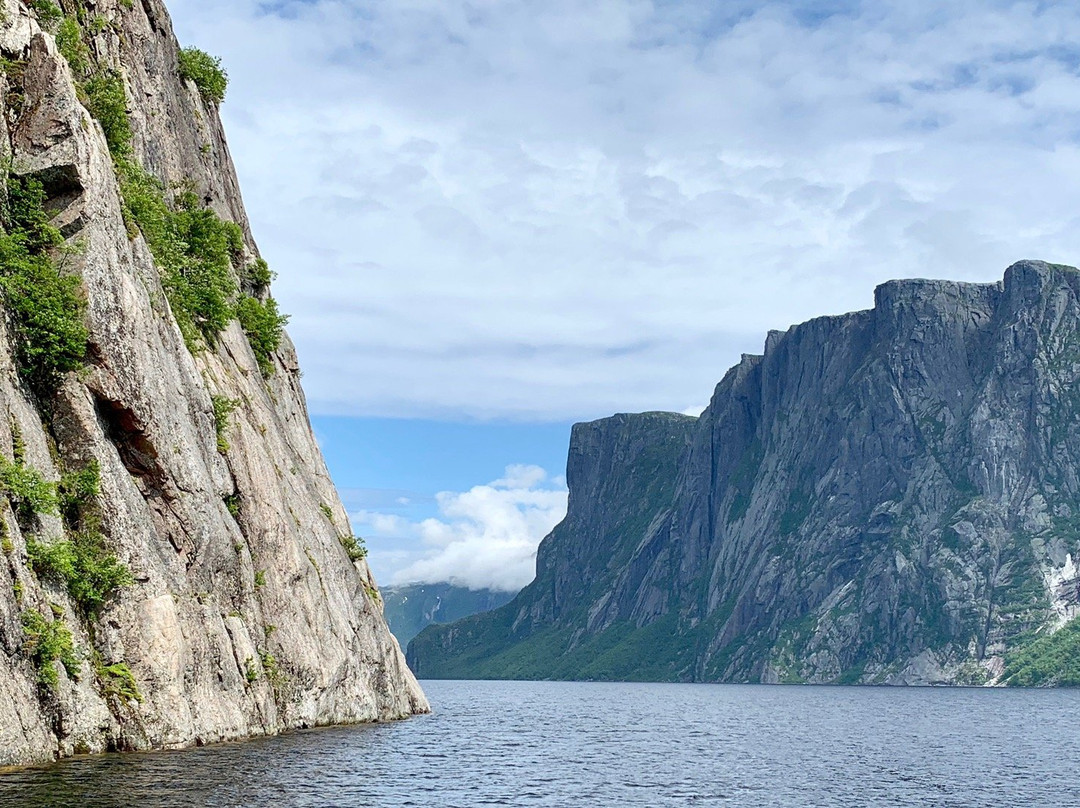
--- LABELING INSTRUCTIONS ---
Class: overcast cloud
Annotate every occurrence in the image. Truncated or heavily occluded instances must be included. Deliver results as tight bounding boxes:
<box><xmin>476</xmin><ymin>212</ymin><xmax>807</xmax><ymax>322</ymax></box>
<box><xmin>167</xmin><ymin>0</ymin><xmax>1080</xmax><ymax>420</ymax></box>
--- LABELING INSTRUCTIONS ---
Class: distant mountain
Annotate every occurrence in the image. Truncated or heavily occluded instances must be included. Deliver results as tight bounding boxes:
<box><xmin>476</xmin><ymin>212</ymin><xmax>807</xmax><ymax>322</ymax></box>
<box><xmin>384</xmin><ymin>583</ymin><xmax>517</xmax><ymax>647</ymax></box>
<box><xmin>409</xmin><ymin>261</ymin><xmax>1080</xmax><ymax>686</ymax></box>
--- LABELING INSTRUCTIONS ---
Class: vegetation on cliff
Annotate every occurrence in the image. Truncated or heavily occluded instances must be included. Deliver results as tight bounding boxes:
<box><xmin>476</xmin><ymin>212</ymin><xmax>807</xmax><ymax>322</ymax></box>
<box><xmin>178</xmin><ymin>46</ymin><xmax>227</xmax><ymax>104</ymax></box>
<box><xmin>410</xmin><ymin>265</ymin><xmax>1080</xmax><ymax>688</ymax></box>
<box><xmin>0</xmin><ymin>174</ymin><xmax>88</xmax><ymax>397</ymax></box>
<box><xmin>47</xmin><ymin>4</ymin><xmax>287</xmax><ymax>371</ymax></box>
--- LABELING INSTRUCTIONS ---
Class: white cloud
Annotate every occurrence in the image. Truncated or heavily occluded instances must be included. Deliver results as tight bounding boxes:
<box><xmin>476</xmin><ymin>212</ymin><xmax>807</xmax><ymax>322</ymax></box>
<box><xmin>352</xmin><ymin>465</ymin><xmax>568</xmax><ymax>591</ymax></box>
<box><xmin>166</xmin><ymin>0</ymin><xmax>1080</xmax><ymax>421</ymax></box>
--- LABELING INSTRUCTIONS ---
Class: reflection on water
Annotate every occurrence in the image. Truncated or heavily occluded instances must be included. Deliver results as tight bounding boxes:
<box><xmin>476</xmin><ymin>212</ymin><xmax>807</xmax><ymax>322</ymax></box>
<box><xmin>1</xmin><ymin>680</ymin><xmax>1078</xmax><ymax>807</ymax></box>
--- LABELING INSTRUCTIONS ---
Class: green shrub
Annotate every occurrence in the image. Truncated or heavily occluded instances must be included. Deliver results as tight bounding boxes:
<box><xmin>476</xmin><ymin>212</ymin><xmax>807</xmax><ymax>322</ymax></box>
<box><xmin>4</xmin><ymin>173</ymin><xmax>61</xmax><ymax>253</ymax></box>
<box><xmin>59</xmin><ymin>460</ymin><xmax>100</xmax><ymax>521</ymax></box>
<box><xmin>27</xmin><ymin>530</ymin><xmax>133</xmax><ymax>617</ymax></box>
<box><xmin>178</xmin><ymin>47</ymin><xmax>228</xmax><ymax>104</ymax></box>
<box><xmin>0</xmin><ymin>251</ymin><xmax>88</xmax><ymax>393</ymax></box>
<box><xmin>107</xmin><ymin>111</ymin><xmax>289</xmax><ymax>368</ymax></box>
<box><xmin>30</xmin><ymin>0</ymin><xmax>62</xmax><ymax>31</ymax></box>
<box><xmin>210</xmin><ymin>394</ymin><xmax>239</xmax><ymax>453</ymax></box>
<box><xmin>0</xmin><ymin>456</ymin><xmax>59</xmax><ymax>521</ymax></box>
<box><xmin>235</xmin><ymin>295</ymin><xmax>288</xmax><ymax>376</ymax></box>
<box><xmin>82</xmin><ymin>71</ymin><xmax>132</xmax><ymax>158</ymax></box>
<box><xmin>56</xmin><ymin>16</ymin><xmax>90</xmax><ymax>77</ymax></box>
<box><xmin>97</xmin><ymin>661</ymin><xmax>142</xmax><ymax>703</ymax></box>
<box><xmin>168</xmin><ymin>195</ymin><xmax>240</xmax><ymax>339</ymax></box>
<box><xmin>118</xmin><ymin>162</ymin><xmax>240</xmax><ymax>349</ymax></box>
<box><xmin>259</xmin><ymin>648</ymin><xmax>278</xmax><ymax>676</ymax></box>
<box><xmin>254</xmin><ymin>569</ymin><xmax>266</xmax><ymax>588</ymax></box>
<box><xmin>339</xmin><ymin>533</ymin><xmax>367</xmax><ymax>562</ymax></box>
<box><xmin>244</xmin><ymin>258</ymin><xmax>273</xmax><ymax>290</ymax></box>
<box><xmin>224</xmin><ymin>493</ymin><xmax>240</xmax><ymax>518</ymax></box>
<box><xmin>225</xmin><ymin>221</ymin><xmax>245</xmax><ymax>259</ymax></box>
<box><xmin>22</xmin><ymin>609</ymin><xmax>79</xmax><ymax>689</ymax></box>
<box><xmin>0</xmin><ymin>175</ymin><xmax>88</xmax><ymax>394</ymax></box>
<box><xmin>1003</xmin><ymin>617</ymin><xmax>1080</xmax><ymax>686</ymax></box>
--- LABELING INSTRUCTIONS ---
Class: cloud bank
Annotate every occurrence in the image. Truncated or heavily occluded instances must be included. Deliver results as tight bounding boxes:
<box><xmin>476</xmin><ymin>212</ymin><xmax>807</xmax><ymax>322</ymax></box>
<box><xmin>352</xmin><ymin>465</ymin><xmax>567</xmax><ymax>592</ymax></box>
<box><xmin>167</xmin><ymin>0</ymin><xmax>1080</xmax><ymax>420</ymax></box>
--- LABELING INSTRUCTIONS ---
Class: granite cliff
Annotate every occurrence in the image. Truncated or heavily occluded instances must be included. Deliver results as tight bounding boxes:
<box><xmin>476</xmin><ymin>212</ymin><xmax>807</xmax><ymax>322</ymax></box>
<box><xmin>0</xmin><ymin>0</ymin><xmax>426</xmax><ymax>767</ymax></box>
<box><xmin>410</xmin><ymin>261</ymin><xmax>1080</xmax><ymax>686</ymax></box>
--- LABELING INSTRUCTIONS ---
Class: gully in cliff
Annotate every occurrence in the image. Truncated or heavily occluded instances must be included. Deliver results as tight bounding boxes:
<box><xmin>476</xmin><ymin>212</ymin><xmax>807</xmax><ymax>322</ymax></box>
<box><xmin>2</xmin><ymin>1</ymin><xmax>1078</xmax><ymax>806</ymax></box>
<box><xmin>0</xmin><ymin>0</ymin><xmax>425</xmax><ymax>769</ymax></box>
<box><xmin>410</xmin><ymin>262</ymin><xmax>1080</xmax><ymax>687</ymax></box>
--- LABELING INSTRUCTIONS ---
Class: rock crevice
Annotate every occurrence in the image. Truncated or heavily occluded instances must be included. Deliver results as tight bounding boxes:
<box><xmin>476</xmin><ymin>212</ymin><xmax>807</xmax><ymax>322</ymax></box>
<box><xmin>0</xmin><ymin>0</ymin><xmax>426</xmax><ymax>767</ymax></box>
<box><xmin>410</xmin><ymin>261</ymin><xmax>1080</xmax><ymax>687</ymax></box>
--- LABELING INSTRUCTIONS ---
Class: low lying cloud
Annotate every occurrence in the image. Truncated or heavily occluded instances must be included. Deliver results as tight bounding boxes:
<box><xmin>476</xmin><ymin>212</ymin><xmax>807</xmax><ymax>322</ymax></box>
<box><xmin>352</xmin><ymin>465</ymin><xmax>568</xmax><ymax>592</ymax></box>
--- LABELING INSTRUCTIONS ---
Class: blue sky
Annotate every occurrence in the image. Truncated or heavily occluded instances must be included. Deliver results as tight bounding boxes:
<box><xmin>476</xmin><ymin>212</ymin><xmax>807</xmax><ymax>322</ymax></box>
<box><xmin>312</xmin><ymin>416</ymin><xmax>571</xmax><ymax>589</ymax></box>
<box><xmin>165</xmin><ymin>0</ymin><xmax>1080</xmax><ymax>589</ymax></box>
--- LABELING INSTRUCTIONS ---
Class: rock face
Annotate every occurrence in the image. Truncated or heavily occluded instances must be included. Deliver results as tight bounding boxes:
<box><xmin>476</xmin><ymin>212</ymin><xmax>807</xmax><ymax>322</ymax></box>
<box><xmin>0</xmin><ymin>0</ymin><xmax>426</xmax><ymax>767</ymax></box>
<box><xmin>382</xmin><ymin>583</ymin><xmax>517</xmax><ymax>647</ymax></box>
<box><xmin>409</xmin><ymin>261</ymin><xmax>1080</xmax><ymax>686</ymax></box>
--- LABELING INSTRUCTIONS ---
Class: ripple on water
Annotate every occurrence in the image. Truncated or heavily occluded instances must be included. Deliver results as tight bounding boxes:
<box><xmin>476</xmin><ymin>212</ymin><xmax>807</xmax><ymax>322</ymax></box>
<box><xmin>1</xmin><ymin>681</ymin><xmax>1079</xmax><ymax>807</ymax></box>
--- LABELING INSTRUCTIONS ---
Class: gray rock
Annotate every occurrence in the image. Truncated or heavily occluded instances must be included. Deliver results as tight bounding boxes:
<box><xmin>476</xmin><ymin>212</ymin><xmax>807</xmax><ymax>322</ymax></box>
<box><xmin>0</xmin><ymin>0</ymin><xmax>426</xmax><ymax>767</ymax></box>
<box><xmin>410</xmin><ymin>261</ymin><xmax>1080</xmax><ymax>687</ymax></box>
<box><xmin>382</xmin><ymin>583</ymin><xmax>517</xmax><ymax>647</ymax></box>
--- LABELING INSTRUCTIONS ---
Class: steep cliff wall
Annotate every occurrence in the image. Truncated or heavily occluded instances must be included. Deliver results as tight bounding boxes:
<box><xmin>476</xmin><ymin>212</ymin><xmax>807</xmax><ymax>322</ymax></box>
<box><xmin>0</xmin><ymin>0</ymin><xmax>426</xmax><ymax>767</ymax></box>
<box><xmin>408</xmin><ymin>412</ymin><xmax>698</xmax><ymax>680</ymax></box>
<box><xmin>410</xmin><ymin>261</ymin><xmax>1080</xmax><ymax>686</ymax></box>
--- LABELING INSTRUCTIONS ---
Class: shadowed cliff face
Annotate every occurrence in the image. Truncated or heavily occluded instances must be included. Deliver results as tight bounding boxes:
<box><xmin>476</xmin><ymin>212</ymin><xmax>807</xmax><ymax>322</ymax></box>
<box><xmin>0</xmin><ymin>0</ymin><xmax>426</xmax><ymax>766</ymax></box>
<box><xmin>382</xmin><ymin>583</ymin><xmax>517</xmax><ymax>647</ymax></box>
<box><xmin>409</xmin><ymin>261</ymin><xmax>1080</xmax><ymax>686</ymax></box>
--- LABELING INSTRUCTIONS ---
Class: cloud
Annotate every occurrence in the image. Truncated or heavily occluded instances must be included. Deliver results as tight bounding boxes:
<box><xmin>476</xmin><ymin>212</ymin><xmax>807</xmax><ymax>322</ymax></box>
<box><xmin>167</xmin><ymin>0</ymin><xmax>1080</xmax><ymax>421</ymax></box>
<box><xmin>352</xmin><ymin>464</ymin><xmax>568</xmax><ymax>591</ymax></box>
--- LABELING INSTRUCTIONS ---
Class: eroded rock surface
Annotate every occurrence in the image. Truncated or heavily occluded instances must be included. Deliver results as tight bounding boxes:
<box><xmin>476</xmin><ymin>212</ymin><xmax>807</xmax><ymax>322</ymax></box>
<box><xmin>410</xmin><ymin>261</ymin><xmax>1080</xmax><ymax>687</ymax></box>
<box><xmin>0</xmin><ymin>0</ymin><xmax>426</xmax><ymax>767</ymax></box>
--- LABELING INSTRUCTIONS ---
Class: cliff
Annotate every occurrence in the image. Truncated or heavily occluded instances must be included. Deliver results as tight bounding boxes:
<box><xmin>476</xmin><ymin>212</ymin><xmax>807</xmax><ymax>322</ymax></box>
<box><xmin>0</xmin><ymin>0</ymin><xmax>426</xmax><ymax>767</ymax></box>
<box><xmin>409</xmin><ymin>261</ymin><xmax>1080</xmax><ymax>686</ymax></box>
<box><xmin>382</xmin><ymin>583</ymin><xmax>516</xmax><ymax>647</ymax></box>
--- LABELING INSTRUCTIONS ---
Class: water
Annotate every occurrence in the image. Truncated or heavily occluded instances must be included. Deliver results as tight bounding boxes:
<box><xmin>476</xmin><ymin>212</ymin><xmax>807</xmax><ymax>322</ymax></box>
<box><xmin>2</xmin><ymin>680</ymin><xmax>1078</xmax><ymax>807</ymax></box>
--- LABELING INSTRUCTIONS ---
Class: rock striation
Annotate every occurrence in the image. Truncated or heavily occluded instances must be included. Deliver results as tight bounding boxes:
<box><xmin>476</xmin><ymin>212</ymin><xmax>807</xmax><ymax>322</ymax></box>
<box><xmin>0</xmin><ymin>0</ymin><xmax>426</xmax><ymax>767</ymax></box>
<box><xmin>410</xmin><ymin>261</ymin><xmax>1080</xmax><ymax>686</ymax></box>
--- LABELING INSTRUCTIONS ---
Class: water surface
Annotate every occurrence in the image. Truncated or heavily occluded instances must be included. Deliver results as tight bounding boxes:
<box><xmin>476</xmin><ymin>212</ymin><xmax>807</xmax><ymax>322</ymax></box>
<box><xmin>1</xmin><ymin>680</ymin><xmax>1077</xmax><ymax>806</ymax></box>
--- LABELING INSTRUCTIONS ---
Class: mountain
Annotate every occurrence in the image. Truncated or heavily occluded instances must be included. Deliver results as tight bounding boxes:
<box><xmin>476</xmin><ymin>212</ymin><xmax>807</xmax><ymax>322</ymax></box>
<box><xmin>409</xmin><ymin>261</ymin><xmax>1080</xmax><ymax>687</ymax></box>
<box><xmin>382</xmin><ymin>583</ymin><xmax>517</xmax><ymax>647</ymax></box>
<box><xmin>0</xmin><ymin>0</ymin><xmax>425</xmax><ymax>767</ymax></box>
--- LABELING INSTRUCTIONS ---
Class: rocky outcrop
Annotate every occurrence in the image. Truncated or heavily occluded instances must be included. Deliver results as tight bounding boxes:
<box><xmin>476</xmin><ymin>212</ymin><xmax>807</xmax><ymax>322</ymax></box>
<box><xmin>409</xmin><ymin>261</ymin><xmax>1080</xmax><ymax>686</ymax></box>
<box><xmin>0</xmin><ymin>0</ymin><xmax>426</xmax><ymax>767</ymax></box>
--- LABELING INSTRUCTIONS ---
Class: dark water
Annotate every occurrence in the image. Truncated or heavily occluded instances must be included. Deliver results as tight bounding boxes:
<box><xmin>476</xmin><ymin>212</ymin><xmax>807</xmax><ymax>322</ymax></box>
<box><xmin>2</xmin><ymin>680</ymin><xmax>1078</xmax><ymax>807</ymax></box>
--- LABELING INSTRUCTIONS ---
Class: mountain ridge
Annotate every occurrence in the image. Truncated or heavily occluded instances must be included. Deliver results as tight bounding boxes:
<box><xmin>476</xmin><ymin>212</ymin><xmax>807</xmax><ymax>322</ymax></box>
<box><xmin>409</xmin><ymin>260</ymin><xmax>1080</xmax><ymax>686</ymax></box>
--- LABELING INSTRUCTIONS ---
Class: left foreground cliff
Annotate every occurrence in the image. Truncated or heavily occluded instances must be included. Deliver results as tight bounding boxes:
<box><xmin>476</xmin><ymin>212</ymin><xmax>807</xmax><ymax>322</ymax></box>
<box><xmin>0</xmin><ymin>0</ymin><xmax>427</xmax><ymax>767</ymax></box>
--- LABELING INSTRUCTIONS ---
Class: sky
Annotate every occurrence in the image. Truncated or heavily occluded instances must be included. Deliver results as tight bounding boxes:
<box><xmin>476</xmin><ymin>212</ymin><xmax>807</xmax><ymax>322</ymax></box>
<box><xmin>165</xmin><ymin>0</ymin><xmax>1080</xmax><ymax>590</ymax></box>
